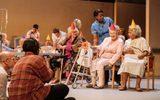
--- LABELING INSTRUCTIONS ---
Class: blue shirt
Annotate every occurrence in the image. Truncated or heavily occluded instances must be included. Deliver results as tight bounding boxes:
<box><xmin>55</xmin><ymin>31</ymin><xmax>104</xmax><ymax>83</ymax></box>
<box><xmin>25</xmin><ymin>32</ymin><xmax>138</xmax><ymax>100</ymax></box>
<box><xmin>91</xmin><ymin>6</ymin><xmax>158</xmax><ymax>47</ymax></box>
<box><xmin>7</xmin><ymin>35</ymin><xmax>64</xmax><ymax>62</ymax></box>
<box><xmin>91</xmin><ymin>17</ymin><xmax>113</xmax><ymax>44</ymax></box>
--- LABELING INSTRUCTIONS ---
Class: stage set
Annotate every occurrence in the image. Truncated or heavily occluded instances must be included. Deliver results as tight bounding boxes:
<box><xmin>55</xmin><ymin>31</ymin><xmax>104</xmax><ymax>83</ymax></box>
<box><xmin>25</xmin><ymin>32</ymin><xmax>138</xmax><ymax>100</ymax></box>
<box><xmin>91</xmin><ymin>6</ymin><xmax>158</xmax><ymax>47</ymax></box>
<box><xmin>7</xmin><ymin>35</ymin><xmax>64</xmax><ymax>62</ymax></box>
<box><xmin>0</xmin><ymin>0</ymin><xmax>160</xmax><ymax>100</ymax></box>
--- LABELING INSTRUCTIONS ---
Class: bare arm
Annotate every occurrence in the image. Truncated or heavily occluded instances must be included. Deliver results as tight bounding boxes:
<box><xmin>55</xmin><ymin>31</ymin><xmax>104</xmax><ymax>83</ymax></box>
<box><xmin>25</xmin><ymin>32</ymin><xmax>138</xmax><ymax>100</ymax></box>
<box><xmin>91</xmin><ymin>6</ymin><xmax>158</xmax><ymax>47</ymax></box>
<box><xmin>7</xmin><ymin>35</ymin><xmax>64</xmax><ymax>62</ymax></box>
<box><xmin>93</xmin><ymin>34</ymin><xmax>98</xmax><ymax>46</ymax></box>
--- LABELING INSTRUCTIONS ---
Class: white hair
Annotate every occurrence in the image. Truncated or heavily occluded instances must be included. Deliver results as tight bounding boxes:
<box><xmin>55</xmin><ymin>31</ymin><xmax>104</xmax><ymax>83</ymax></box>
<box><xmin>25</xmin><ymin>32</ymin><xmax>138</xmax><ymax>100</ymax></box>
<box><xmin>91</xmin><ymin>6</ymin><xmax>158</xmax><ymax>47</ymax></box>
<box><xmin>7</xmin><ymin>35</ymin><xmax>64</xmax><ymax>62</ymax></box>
<box><xmin>73</xmin><ymin>18</ymin><xmax>82</xmax><ymax>30</ymax></box>
<box><xmin>115</xmin><ymin>25</ymin><xmax>120</xmax><ymax>30</ymax></box>
<box><xmin>129</xmin><ymin>25</ymin><xmax>142</xmax><ymax>37</ymax></box>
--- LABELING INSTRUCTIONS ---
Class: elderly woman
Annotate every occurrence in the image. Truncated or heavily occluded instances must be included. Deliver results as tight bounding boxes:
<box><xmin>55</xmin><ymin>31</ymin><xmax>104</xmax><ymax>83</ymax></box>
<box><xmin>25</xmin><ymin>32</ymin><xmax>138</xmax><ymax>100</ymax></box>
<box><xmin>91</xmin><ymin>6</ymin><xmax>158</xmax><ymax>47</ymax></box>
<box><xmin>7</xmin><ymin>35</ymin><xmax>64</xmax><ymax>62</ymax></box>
<box><xmin>118</xmin><ymin>20</ymin><xmax>150</xmax><ymax>91</ymax></box>
<box><xmin>0</xmin><ymin>52</ymin><xmax>17</xmax><ymax>100</ymax></box>
<box><xmin>87</xmin><ymin>24</ymin><xmax>124</xmax><ymax>89</ymax></box>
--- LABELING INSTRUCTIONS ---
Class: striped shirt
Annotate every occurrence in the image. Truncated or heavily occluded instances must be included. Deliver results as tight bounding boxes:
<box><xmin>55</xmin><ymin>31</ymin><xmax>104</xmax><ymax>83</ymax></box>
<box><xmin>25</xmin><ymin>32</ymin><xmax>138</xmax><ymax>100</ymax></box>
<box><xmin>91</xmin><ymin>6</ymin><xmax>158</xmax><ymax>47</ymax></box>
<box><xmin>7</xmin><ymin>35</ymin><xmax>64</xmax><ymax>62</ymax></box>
<box><xmin>0</xmin><ymin>65</ymin><xmax>8</xmax><ymax>100</ymax></box>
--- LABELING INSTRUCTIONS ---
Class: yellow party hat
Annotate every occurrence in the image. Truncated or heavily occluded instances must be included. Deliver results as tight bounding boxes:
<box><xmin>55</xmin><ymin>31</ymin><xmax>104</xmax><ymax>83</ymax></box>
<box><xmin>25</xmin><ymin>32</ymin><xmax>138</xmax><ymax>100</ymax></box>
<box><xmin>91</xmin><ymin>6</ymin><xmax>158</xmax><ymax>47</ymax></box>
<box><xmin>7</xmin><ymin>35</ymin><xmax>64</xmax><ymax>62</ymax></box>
<box><xmin>130</xmin><ymin>19</ymin><xmax>136</xmax><ymax>29</ymax></box>
<box><xmin>46</xmin><ymin>34</ymin><xmax>51</xmax><ymax>41</ymax></box>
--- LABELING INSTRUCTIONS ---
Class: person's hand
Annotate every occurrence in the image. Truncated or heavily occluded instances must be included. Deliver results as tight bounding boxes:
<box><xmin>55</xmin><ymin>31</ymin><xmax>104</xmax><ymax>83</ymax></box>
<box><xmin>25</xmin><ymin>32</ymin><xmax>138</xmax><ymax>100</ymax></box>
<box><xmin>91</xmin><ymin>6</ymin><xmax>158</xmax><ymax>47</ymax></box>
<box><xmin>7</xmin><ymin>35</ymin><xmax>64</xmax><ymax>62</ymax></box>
<box><xmin>124</xmin><ymin>48</ymin><xmax>134</xmax><ymax>54</ymax></box>
<box><xmin>58</xmin><ymin>45</ymin><xmax>66</xmax><ymax>49</ymax></box>
<box><xmin>44</xmin><ymin>56</ymin><xmax>50</xmax><ymax>62</ymax></box>
<box><xmin>105</xmin><ymin>49</ymin><xmax>116</xmax><ymax>53</ymax></box>
<box><xmin>108</xmin><ymin>62</ymin><xmax>112</xmax><ymax>67</ymax></box>
<box><xmin>138</xmin><ymin>54</ymin><xmax>145</xmax><ymax>59</ymax></box>
<box><xmin>92</xmin><ymin>45</ymin><xmax>98</xmax><ymax>49</ymax></box>
<box><xmin>62</xmin><ymin>45</ymin><xmax>66</xmax><ymax>49</ymax></box>
<box><xmin>44</xmin><ymin>57</ymin><xmax>51</xmax><ymax>68</ymax></box>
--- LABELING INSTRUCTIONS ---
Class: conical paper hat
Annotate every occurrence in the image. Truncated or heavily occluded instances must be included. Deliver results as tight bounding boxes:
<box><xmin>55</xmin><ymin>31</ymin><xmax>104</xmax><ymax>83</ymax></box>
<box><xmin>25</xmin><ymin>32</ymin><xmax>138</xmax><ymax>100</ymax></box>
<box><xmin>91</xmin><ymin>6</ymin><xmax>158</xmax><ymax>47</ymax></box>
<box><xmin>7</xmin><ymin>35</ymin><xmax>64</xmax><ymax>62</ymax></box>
<box><xmin>109</xmin><ymin>24</ymin><xmax>116</xmax><ymax>31</ymax></box>
<box><xmin>130</xmin><ymin>19</ymin><xmax>136</xmax><ymax>29</ymax></box>
<box><xmin>46</xmin><ymin>34</ymin><xmax>51</xmax><ymax>41</ymax></box>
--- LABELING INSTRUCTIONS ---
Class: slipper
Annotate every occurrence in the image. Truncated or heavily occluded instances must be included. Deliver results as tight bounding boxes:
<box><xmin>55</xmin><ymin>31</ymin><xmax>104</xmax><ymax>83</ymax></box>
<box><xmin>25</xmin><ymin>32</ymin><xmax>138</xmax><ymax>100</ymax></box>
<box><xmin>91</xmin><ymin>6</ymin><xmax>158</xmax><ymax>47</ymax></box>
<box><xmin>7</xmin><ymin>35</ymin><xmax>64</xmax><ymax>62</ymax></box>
<box><xmin>119</xmin><ymin>86</ymin><xmax>127</xmax><ymax>91</ymax></box>
<box><xmin>135</xmin><ymin>88</ymin><xmax>143</xmax><ymax>92</ymax></box>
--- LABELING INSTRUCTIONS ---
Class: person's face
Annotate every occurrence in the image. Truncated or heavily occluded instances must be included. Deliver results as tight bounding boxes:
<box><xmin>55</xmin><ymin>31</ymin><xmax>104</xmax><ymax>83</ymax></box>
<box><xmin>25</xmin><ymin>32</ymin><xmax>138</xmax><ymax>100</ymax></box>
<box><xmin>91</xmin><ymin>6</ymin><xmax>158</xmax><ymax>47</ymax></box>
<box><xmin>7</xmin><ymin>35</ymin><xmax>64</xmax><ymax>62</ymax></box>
<box><xmin>2</xmin><ymin>35</ymin><xmax>5</xmax><ymax>41</ymax></box>
<box><xmin>19</xmin><ymin>39</ymin><xmax>25</xmax><ymax>47</ymax></box>
<box><xmin>109</xmin><ymin>31</ymin><xmax>118</xmax><ymax>41</ymax></box>
<box><xmin>117</xmin><ymin>29</ymin><xmax>121</xmax><ymax>35</ymax></box>
<box><xmin>128</xmin><ymin>28</ymin><xmax>136</xmax><ymax>39</ymax></box>
<box><xmin>4</xmin><ymin>56</ymin><xmax>17</xmax><ymax>68</ymax></box>
<box><xmin>72</xmin><ymin>30</ymin><xmax>79</xmax><ymax>38</ymax></box>
<box><xmin>54</xmin><ymin>32</ymin><xmax>60</xmax><ymax>37</ymax></box>
<box><xmin>96</xmin><ymin>12</ymin><xmax>104</xmax><ymax>22</ymax></box>
<box><xmin>32</xmin><ymin>28</ymin><xmax>37</xmax><ymax>33</ymax></box>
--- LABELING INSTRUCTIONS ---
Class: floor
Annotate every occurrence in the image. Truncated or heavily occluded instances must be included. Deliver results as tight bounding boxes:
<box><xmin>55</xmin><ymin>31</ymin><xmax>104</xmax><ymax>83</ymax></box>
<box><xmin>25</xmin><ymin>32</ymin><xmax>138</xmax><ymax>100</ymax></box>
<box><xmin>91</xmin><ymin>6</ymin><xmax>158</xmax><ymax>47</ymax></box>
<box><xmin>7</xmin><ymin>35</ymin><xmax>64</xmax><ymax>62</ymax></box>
<box><xmin>67</xmin><ymin>79</ymin><xmax>160</xmax><ymax>100</ymax></box>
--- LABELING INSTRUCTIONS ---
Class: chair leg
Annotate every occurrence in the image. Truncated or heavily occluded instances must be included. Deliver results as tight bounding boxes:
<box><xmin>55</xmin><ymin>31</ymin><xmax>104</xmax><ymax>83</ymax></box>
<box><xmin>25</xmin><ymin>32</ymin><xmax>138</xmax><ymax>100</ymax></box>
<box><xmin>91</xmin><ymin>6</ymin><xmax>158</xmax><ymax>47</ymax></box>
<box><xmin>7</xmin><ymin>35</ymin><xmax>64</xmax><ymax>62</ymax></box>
<box><xmin>152</xmin><ymin>56</ymin><xmax>155</xmax><ymax>90</ymax></box>
<box><xmin>147</xmin><ymin>65</ymin><xmax>150</xmax><ymax>90</ymax></box>
<box><xmin>112</xmin><ymin>65</ymin><xmax>115</xmax><ymax>89</ymax></box>
<box><xmin>147</xmin><ymin>73</ymin><xmax>150</xmax><ymax>90</ymax></box>
<box><xmin>152</xmin><ymin>71</ymin><xmax>155</xmax><ymax>90</ymax></box>
<box><xmin>128</xmin><ymin>75</ymin><xmax>130</xmax><ymax>89</ymax></box>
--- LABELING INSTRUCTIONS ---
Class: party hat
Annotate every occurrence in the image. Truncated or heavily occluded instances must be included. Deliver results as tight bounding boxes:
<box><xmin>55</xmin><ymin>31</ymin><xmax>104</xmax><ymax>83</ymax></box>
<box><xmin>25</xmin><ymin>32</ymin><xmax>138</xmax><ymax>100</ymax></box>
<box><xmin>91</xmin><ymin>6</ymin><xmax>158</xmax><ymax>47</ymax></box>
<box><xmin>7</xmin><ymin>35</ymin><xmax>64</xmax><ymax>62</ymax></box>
<box><xmin>109</xmin><ymin>24</ymin><xmax>116</xmax><ymax>31</ymax></box>
<box><xmin>46</xmin><ymin>34</ymin><xmax>51</xmax><ymax>41</ymax></box>
<box><xmin>70</xmin><ymin>22</ymin><xmax>75</xmax><ymax>30</ymax></box>
<box><xmin>130</xmin><ymin>19</ymin><xmax>136</xmax><ymax>29</ymax></box>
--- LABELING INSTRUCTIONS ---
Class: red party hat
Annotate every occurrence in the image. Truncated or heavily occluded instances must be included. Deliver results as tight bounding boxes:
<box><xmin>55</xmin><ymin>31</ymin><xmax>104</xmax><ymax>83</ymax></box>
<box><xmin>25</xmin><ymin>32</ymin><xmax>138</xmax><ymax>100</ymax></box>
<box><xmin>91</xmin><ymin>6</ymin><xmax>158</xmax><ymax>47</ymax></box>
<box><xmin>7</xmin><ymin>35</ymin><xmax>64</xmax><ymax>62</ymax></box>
<box><xmin>109</xmin><ymin>24</ymin><xmax>116</xmax><ymax>31</ymax></box>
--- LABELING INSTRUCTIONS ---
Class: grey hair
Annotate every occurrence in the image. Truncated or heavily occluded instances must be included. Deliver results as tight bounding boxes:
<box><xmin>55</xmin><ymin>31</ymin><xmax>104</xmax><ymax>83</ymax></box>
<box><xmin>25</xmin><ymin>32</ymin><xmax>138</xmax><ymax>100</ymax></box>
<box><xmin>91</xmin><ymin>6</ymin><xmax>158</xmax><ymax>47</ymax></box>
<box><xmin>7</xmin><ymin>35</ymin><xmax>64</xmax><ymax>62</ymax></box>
<box><xmin>129</xmin><ymin>25</ymin><xmax>142</xmax><ymax>37</ymax></box>
<box><xmin>73</xmin><ymin>18</ymin><xmax>82</xmax><ymax>30</ymax></box>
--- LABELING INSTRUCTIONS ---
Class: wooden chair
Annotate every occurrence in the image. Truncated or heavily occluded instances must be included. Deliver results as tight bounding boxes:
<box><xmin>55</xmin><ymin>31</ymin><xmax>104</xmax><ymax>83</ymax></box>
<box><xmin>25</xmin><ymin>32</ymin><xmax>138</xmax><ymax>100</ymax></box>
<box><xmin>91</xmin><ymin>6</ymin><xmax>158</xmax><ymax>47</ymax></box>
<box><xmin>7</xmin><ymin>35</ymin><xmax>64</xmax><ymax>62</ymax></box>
<box><xmin>127</xmin><ymin>55</ymin><xmax>155</xmax><ymax>90</ymax></box>
<box><xmin>104</xmin><ymin>58</ymin><xmax>122</xmax><ymax>89</ymax></box>
<box><xmin>111</xmin><ymin>65</ymin><xmax>116</xmax><ymax>89</ymax></box>
<box><xmin>104</xmin><ymin>65</ymin><xmax>116</xmax><ymax>89</ymax></box>
<box><xmin>146</xmin><ymin>55</ymin><xmax>155</xmax><ymax>90</ymax></box>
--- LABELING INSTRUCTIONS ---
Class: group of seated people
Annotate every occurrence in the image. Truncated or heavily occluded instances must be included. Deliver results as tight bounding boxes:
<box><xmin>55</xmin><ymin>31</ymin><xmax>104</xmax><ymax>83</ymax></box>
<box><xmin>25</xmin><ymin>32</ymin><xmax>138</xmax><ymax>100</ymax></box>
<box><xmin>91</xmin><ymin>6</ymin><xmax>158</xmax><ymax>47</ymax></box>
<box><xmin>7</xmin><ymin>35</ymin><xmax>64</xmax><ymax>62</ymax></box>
<box><xmin>0</xmin><ymin>18</ymin><xmax>150</xmax><ymax>100</ymax></box>
<box><xmin>0</xmin><ymin>19</ymin><xmax>83</xmax><ymax>100</ymax></box>
<box><xmin>86</xmin><ymin>20</ymin><xmax>150</xmax><ymax>92</ymax></box>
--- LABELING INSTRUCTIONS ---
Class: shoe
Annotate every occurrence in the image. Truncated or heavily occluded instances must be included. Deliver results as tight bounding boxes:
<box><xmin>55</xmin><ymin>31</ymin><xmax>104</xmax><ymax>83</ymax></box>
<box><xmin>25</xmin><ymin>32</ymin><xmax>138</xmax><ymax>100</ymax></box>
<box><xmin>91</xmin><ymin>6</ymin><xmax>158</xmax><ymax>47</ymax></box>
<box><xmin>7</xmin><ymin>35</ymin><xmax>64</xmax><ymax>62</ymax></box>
<box><xmin>135</xmin><ymin>87</ymin><xmax>143</xmax><ymax>92</ymax></box>
<box><xmin>94</xmin><ymin>86</ymin><xmax>104</xmax><ymax>89</ymax></box>
<box><xmin>66</xmin><ymin>80</ymin><xmax>73</xmax><ymax>85</ymax></box>
<box><xmin>116</xmin><ymin>81</ymin><xmax>121</xmax><ymax>85</ymax></box>
<box><xmin>65</xmin><ymin>97</ymin><xmax>76</xmax><ymax>100</ymax></box>
<box><xmin>86</xmin><ymin>84</ymin><xmax>95</xmax><ymax>88</ymax></box>
<box><xmin>119</xmin><ymin>86</ymin><xmax>127</xmax><ymax>91</ymax></box>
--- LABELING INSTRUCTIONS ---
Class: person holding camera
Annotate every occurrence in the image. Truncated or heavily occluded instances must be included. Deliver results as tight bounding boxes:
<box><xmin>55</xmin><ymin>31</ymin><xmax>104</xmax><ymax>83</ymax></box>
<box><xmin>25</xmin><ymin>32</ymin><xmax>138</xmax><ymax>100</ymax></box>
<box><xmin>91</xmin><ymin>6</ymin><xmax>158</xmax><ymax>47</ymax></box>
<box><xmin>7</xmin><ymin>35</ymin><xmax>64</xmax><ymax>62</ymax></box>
<box><xmin>8</xmin><ymin>38</ymin><xmax>73</xmax><ymax>100</ymax></box>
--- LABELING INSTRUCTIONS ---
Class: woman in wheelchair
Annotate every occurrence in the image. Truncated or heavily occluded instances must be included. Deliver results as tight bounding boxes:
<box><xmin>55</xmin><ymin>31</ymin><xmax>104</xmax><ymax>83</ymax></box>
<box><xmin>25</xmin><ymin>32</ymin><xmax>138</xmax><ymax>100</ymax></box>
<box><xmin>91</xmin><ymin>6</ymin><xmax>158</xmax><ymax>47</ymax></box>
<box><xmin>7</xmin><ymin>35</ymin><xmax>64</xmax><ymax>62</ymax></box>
<box><xmin>63</xmin><ymin>24</ymin><xmax>82</xmax><ymax>83</ymax></box>
<box><xmin>118</xmin><ymin>20</ymin><xmax>150</xmax><ymax>91</ymax></box>
<box><xmin>86</xmin><ymin>24</ymin><xmax>124</xmax><ymax>89</ymax></box>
